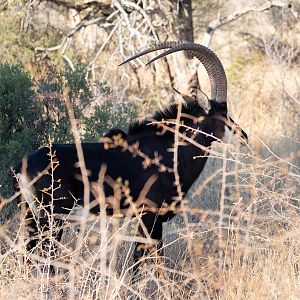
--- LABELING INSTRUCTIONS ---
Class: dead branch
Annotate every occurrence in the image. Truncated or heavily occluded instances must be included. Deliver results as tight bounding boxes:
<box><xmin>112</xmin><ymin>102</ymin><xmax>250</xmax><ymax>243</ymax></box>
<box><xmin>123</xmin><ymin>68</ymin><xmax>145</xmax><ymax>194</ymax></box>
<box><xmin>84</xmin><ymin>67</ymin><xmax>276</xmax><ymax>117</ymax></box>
<box><xmin>120</xmin><ymin>0</ymin><xmax>159</xmax><ymax>41</ymax></box>
<box><xmin>35</xmin><ymin>0</ymin><xmax>160</xmax><ymax>80</ymax></box>
<box><xmin>35</xmin><ymin>12</ymin><xmax>107</xmax><ymax>54</ymax></box>
<box><xmin>202</xmin><ymin>1</ymin><xmax>293</xmax><ymax>47</ymax></box>
<box><xmin>43</xmin><ymin>0</ymin><xmax>113</xmax><ymax>14</ymax></box>
<box><xmin>87</xmin><ymin>18</ymin><xmax>123</xmax><ymax>81</ymax></box>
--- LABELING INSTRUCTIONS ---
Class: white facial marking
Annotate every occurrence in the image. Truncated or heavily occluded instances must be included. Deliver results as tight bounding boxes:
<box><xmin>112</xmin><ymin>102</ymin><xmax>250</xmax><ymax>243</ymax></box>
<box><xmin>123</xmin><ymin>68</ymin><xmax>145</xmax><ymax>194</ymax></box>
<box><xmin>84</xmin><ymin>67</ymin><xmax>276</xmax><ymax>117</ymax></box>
<box><xmin>223</xmin><ymin>121</ymin><xmax>247</xmax><ymax>146</ymax></box>
<box><xmin>223</xmin><ymin>126</ymin><xmax>238</xmax><ymax>145</ymax></box>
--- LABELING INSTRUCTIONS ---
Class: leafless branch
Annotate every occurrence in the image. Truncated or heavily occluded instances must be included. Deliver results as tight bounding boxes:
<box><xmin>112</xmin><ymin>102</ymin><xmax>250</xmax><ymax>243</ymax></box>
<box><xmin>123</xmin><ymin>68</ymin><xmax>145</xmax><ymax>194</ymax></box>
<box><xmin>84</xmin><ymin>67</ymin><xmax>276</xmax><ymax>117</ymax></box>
<box><xmin>63</xmin><ymin>54</ymin><xmax>75</xmax><ymax>71</ymax></box>
<box><xmin>87</xmin><ymin>18</ymin><xmax>123</xmax><ymax>81</ymax></box>
<box><xmin>42</xmin><ymin>0</ymin><xmax>113</xmax><ymax>13</ymax></box>
<box><xmin>202</xmin><ymin>1</ymin><xmax>293</xmax><ymax>47</ymax></box>
<box><xmin>120</xmin><ymin>0</ymin><xmax>159</xmax><ymax>41</ymax></box>
<box><xmin>35</xmin><ymin>13</ymin><xmax>107</xmax><ymax>54</ymax></box>
<box><xmin>35</xmin><ymin>0</ymin><xmax>160</xmax><ymax>80</ymax></box>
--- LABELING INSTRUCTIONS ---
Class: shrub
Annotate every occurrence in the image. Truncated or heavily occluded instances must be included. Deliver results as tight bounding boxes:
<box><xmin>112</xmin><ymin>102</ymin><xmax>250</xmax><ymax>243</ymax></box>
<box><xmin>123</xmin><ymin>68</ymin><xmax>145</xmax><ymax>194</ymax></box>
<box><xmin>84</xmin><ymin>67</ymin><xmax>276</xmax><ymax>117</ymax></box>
<box><xmin>37</xmin><ymin>65</ymin><xmax>92</xmax><ymax>143</ymax></box>
<box><xmin>0</xmin><ymin>64</ymin><xmax>43</xmax><ymax>198</ymax></box>
<box><xmin>83</xmin><ymin>97</ymin><xmax>137</xmax><ymax>142</ymax></box>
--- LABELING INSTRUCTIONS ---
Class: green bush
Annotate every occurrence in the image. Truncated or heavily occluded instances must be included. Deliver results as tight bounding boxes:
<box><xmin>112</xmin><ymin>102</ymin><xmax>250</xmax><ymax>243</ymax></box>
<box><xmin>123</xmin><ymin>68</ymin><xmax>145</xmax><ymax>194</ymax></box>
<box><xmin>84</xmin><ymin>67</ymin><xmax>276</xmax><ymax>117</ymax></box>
<box><xmin>83</xmin><ymin>91</ymin><xmax>137</xmax><ymax>142</ymax></box>
<box><xmin>36</xmin><ymin>67</ymin><xmax>136</xmax><ymax>144</ymax></box>
<box><xmin>64</xmin><ymin>64</ymin><xmax>92</xmax><ymax>103</ymax></box>
<box><xmin>0</xmin><ymin>64</ymin><xmax>43</xmax><ymax>198</ymax></box>
<box><xmin>37</xmin><ymin>65</ymin><xmax>92</xmax><ymax>143</ymax></box>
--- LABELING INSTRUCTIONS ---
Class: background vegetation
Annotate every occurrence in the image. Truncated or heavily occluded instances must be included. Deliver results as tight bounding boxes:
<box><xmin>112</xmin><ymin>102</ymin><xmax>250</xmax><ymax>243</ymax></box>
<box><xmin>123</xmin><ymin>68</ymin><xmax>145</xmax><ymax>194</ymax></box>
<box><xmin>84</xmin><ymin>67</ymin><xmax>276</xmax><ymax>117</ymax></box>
<box><xmin>0</xmin><ymin>0</ymin><xmax>299</xmax><ymax>299</ymax></box>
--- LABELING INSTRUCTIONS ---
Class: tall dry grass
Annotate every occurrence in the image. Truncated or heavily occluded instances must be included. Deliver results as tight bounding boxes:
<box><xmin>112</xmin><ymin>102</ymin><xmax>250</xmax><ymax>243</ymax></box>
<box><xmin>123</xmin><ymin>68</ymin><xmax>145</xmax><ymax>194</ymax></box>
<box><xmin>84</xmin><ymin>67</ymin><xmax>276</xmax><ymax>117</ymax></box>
<box><xmin>0</xmin><ymin>120</ymin><xmax>299</xmax><ymax>299</ymax></box>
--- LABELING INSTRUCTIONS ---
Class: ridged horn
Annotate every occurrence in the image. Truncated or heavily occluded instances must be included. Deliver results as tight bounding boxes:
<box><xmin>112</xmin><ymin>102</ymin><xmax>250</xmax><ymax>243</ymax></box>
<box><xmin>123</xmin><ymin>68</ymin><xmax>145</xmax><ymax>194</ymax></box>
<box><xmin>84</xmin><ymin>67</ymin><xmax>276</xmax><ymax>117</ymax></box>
<box><xmin>121</xmin><ymin>42</ymin><xmax>227</xmax><ymax>103</ymax></box>
<box><xmin>119</xmin><ymin>41</ymin><xmax>185</xmax><ymax>66</ymax></box>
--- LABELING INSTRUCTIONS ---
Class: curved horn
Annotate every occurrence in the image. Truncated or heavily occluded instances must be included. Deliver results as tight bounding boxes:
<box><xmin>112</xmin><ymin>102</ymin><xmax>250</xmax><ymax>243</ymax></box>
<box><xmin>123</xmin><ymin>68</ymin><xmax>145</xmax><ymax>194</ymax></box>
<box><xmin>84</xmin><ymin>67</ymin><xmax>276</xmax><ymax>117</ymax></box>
<box><xmin>121</xmin><ymin>42</ymin><xmax>227</xmax><ymax>103</ymax></box>
<box><xmin>146</xmin><ymin>44</ymin><xmax>227</xmax><ymax>103</ymax></box>
<box><xmin>119</xmin><ymin>41</ymin><xmax>185</xmax><ymax>66</ymax></box>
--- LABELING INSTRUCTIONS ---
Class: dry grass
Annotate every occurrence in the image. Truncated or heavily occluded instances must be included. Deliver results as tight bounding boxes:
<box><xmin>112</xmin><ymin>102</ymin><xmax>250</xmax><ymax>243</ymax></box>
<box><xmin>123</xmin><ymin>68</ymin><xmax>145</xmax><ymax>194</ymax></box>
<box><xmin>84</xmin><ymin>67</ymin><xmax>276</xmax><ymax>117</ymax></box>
<box><xmin>1</xmin><ymin>52</ymin><xmax>299</xmax><ymax>300</ymax></box>
<box><xmin>1</xmin><ymin>60</ymin><xmax>300</xmax><ymax>299</ymax></box>
<box><xmin>0</xmin><ymin>135</ymin><xmax>299</xmax><ymax>299</ymax></box>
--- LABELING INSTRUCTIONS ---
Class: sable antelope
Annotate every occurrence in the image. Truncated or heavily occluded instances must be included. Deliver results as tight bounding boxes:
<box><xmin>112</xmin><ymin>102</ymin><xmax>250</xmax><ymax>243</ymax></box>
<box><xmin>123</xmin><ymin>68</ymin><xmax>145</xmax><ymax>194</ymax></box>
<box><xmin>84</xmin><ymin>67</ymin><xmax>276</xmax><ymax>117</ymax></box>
<box><xmin>13</xmin><ymin>41</ymin><xmax>247</xmax><ymax>276</ymax></box>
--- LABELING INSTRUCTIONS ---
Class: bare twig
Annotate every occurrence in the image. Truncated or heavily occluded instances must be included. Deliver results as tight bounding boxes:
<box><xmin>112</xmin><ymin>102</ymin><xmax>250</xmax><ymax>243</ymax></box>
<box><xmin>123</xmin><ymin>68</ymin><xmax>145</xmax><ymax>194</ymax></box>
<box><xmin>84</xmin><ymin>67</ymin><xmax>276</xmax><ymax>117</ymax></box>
<box><xmin>62</xmin><ymin>87</ymin><xmax>90</xmax><ymax>254</ymax></box>
<box><xmin>35</xmin><ymin>13</ymin><xmax>106</xmax><ymax>54</ymax></box>
<box><xmin>86</xmin><ymin>18</ymin><xmax>122</xmax><ymax>81</ymax></box>
<box><xmin>42</xmin><ymin>0</ymin><xmax>113</xmax><ymax>12</ymax></box>
<box><xmin>202</xmin><ymin>1</ymin><xmax>292</xmax><ymax>47</ymax></box>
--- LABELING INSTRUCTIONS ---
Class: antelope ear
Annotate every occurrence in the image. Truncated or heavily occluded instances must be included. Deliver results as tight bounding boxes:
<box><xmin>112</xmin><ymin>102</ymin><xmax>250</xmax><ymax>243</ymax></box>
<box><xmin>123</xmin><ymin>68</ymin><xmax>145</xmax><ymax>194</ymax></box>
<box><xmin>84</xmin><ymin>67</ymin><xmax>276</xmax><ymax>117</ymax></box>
<box><xmin>172</xmin><ymin>87</ymin><xmax>194</xmax><ymax>104</ymax></box>
<box><xmin>195</xmin><ymin>89</ymin><xmax>211</xmax><ymax>113</ymax></box>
